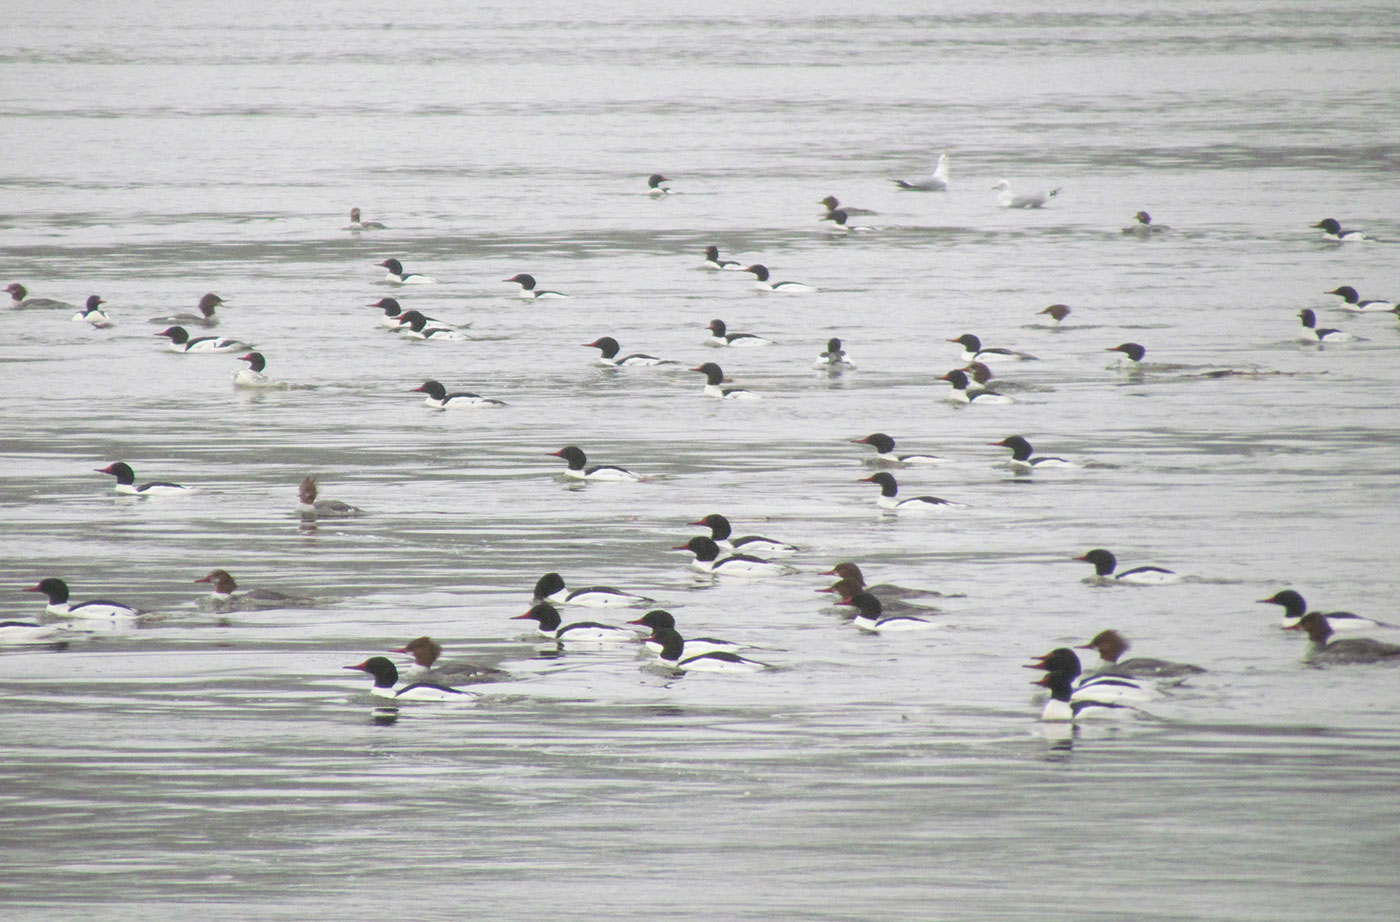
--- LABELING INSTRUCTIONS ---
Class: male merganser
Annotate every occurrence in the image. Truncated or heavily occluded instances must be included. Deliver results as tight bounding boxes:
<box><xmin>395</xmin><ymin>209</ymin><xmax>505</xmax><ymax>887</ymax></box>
<box><xmin>993</xmin><ymin>179</ymin><xmax>1060</xmax><ymax>209</ymax></box>
<box><xmin>6</xmin><ymin>283</ymin><xmax>75</xmax><ymax>310</ymax></box>
<box><xmin>195</xmin><ymin>569</ymin><xmax>313</xmax><ymax>610</ymax></box>
<box><xmin>148</xmin><ymin>292</ymin><xmax>225</xmax><ymax>327</ymax></box>
<box><xmin>550</xmin><ymin>445</ymin><xmax>642</xmax><ymax>481</ymax></box>
<box><xmin>234</xmin><ymin>352</ymin><xmax>281</xmax><ymax>388</ymax></box>
<box><xmin>1122</xmin><ymin>211</ymin><xmax>1170</xmax><ymax>236</ymax></box>
<box><xmin>584</xmin><ymin>336</ymin><xmax>670</xmax><ymax>366</ymax></box>
<box><xmin>370</xmin><ymin>298</ymin><xmax>465</xmax><ymax>331</ymax></box>
<box><xmin>940</xmin><ymin>369</ymin><xmax>1013</xmax><ymax>404</ymax></box>
<box><xmin>653</xmin><ymin>627</ymin><xmax>769</xmax><ymax>672</ymax></box>
<box><xmin>814</xmin><ymin>337</ymin><xmax>856</xmax><ymax>369</ymax></box>
<box><xmin>397</xmin><ymin>311</ymin><xmax>469</xmax><ymax>341</ymax></box>
<box><xmin>513</xmin><ymin>602</ymin><xmax>640</xmax><ymax>642</ymax></box>
<box><xmin>95</xmin><ymin>461</ymin><xmax>191</xmax><ymax>496</ymax></box>
<box><xmin>630</xmin><ymin>610</ymin><xmax>745</xmax><ymax>657</ymax></box>
<box><xmin>703</xmin><ymin>246</ymin><xmax>743</xmax><ymax>270</ymax></box>
<box><xmin>1028</xmin><ymin>648</ymin><xmax>1152</xmax><ymax>704</ymax></box>
<box><xmin>860</xmin><ymin>471</ymin><xmax>963</xmax><ymax>512</ymax></box>
<box><xmin>674</xmin><ymin>536</ymin><xmax>797</xmax><ymax>578</ymax></box>
<box><xmin>346</xmin><ymin>207</ymin><xmax>386</xmax><ymax>230</ymax></box>
<box><xmin>532</xmin><ymin>572</ymin><xmax>653</xmax><ymax>608</ymax></box>
<box><xmin>991</xmin><ymin>436</ymin><xmax>1079</xmax><ymax>473</ymax></box>
<box><xmin>71</xmin><ymin>296</ymin><xmax>113</xmax><ymax>328</ymax></box>
<box><xmin>413</xmin><ymin>380</ymin><xmax>505</xmax><ymax>408</ymax></box>
<box><xmin>392</xmin><ymin>637</ymin><xmax>509</xmax><ymax>683</ymax></box>
<box><xmin>1256</xmin><ymin>589</ymin><xmax>1383</xmax><ymax>632</ymax></box>
<box><xmin>1076</xmin><ymin>548</ymin><xmax>1179</xmax><ymax>585</ymax></box>
<box><xmin>378</xmin><ymin>258</ymin><xmax>436</xmax><ymax>284</ymax></box>
<box><xmin>503</xmin><ymin>273</ymin><xmax>568</xmax><ymax>299</ymax></box>
<box><xmin>26</xmin><ymin>577</ymin><xmax>143</xmax><ymax>620</ymax></box>
<box><xmin>820</xmin><ymin>195</ymin><xmax>877</xmax><ymax>216</ymax></box>
<box><xmin>1313</xmin><ymin>218</ymin><xmax>1369</xmax><ymax>242</ymax></box>
<box><xmin>706</xmin><ymin>319</ymin><xmax>774</xmax><ymax>347</ymax></box>
<box><xmin>1035</xmin><ymin>668</ymin><xmax>1134</xmax><ymax>722</ymax></box>
<box><xmin>646</xmin><ymin>173</ymin><xmax>672</xmax><ymax>195</ymax></box>
<box><xmin>689</xmin><ymin>513</ymin><xmax>799</xmax><ymax>557</ymax></box>
<box><xmin>1324</xmin><ymin>286</ymin><xmax>1394</xmax><ymax>312</ymax></box>
<box><xmin>840</xmin><ymin>592</ymin><xmax>937</xmax><ymax>633</ymax></box>
<box><xmin>821</xmin><ymin>562</ymin><xmax>943</xmax><ymax>601</ymax></box>
<box><xmin>344</xmin><ymin>656</ymin><xmax>473</xmax><ymax>700</ymax></box>
<box><xmin>1285</xmin><ymin>612</ymin><xmax>1400</xmax><ymax>664</ymax></box>
<box><xmin>298</xmin><ymin>475</ymin><xmax>364</xmax><ymax>518</ymax></box>
<box><xmin>691</xmin><ymin>362</ymin><xmax>758</xmax><ymax>399</ymax></box>
<box><xmin>851</xmin><ymin>433</ymin><xmax>949</xmax><ymax>466</ymax></box>
<box><xmin>1076</xmin><ymin>630</ymin><xmax>1205</xmax><ymax>678</ymax></box>
<box><xmin>1106</xmin><ymin>342</ymin><xmax>1147</xmax><ymax>367</ymax></box>
<box><xmin>948</xmin><ymin>333</ymin><xmax>1037</xmax><ymax>363</ymax></box>
<box><xmin>1038</xmin><ymin>304</ymin><xmax>1071</xmax><ymax>324</ymax></box>
<box><xmin>0</xmin><ymin>618</ymin><xmax>73</xmax><ymax>646</ymax></box>
<box><xmin>891</xmin><ymin>150</ymin><xmax>949</xmax><ymax>191</ymax></box>
<box><xmin>744</xmin><ymin>264</ymin><xmax>814</xmax><ymax>293</ymax></box>
<box><xmin>819</xmin><ymin>578</ymin><xmax>940</xmax><ymax>617</ymax></box>
<box><xmin>821</xmin><ymin>209</ymin><xmax>873</xmax><ymax>233</ymax></box>
<box><xmin>1297</xmin><ymin>309</ymin><xmax>1355</xmax><ymax>342</ymax></box>
<box><xmin>155</xmin><ymin>325</ymin><xmax>253</xmax><ymax>354</ymax></box>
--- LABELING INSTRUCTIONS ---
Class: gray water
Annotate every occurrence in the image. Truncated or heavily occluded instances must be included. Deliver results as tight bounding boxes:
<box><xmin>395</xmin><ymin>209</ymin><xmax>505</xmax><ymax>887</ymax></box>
<box><xmin>3</xmin><ymin>2</ymin><xmax>1399</xmax><ymax>919</ymax></box>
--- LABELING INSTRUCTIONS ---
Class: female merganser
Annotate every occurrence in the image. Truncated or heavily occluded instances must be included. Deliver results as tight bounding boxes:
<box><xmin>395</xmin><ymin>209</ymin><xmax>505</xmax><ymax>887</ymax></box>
<box><xmin>840</xmin><ymin>592</ymin><xmax>937</xmax><ymax>633</ymax></box>
<box><xmin>584</xmin><ymin>336</ymin><xmax>670</xmax><ymax>366</ymax></box>
<box><xmin>532</xmin><ymin>572</ymin><xmax>653</xmax><ymax>608</ymax></box>
<box><xmin>1035</xmin><ymin>668</ymin><xmax>1134</xmax><ymax>721</ymax></box>
<box><xmin>1076</xmin><ymin>630</ymin><xmax>1205</xmax><ymax>678</ymax></box>
<box><xmin>95</xmin><ymin>461</ymin><xmax>191</xmax><ymax>496</ymax></box>
<box><xmin>991</xmin><ymin>436</ymin><xmax>1079</xmax><ymax>473</ymax></box>
<box><xmin>346</xmin><ymin>207</ymin><xmax>386</xmax><ymax>230</ymax></box>
<box><xmin>26</xmin><ymin>577</ymin><xmax>143</xmax><ymax>620</ymax></box>
<box><xmin>344</xmin><ymin>656</ymin><xmax>473</xmax><ymax>700</ymax></box>
<box><xmin>1285</xmin><ymin>612</ymin><xmax>1400</xmax><ymax>664</ymax></box>
<box><xmin>1297</xmin><ymin>309</ymin><xmax>1355</xmax><ymax>342</ymax></box>
<box><xmin>6</xmin><ymin>283</ymin><xmax>75</xmax><ymax>310</ymax></box>
<box><xmin>689</xmin><ymin>513</ymin><xmax>799</xmax><ymax>557</ymax></box>
<box><xmin>378</xmin><ymin>258</ymin><xmax>436</xmax><ymax>284</ymax></box>
<box><xmin>149</xmin><ymin>293</ymin><xmax>225</xmax><ymax>326</ymax></box>
<box><xmin>195</xmin><ymin>569</ymin><xmax>313</xmax><ymax>610</ymax></box>
<box><xmin>234</xmin><ymin>352</ymin><xmax>281</xmax><ymax>388</ymax></box>
<box><xmin>392</xmin><ymin>637</ymin><xmax>509</xmax><ymax>683</ymax></box>
<box><xmin>706</xmin><ymin>319</ymin><xmax>774</xmax><ymax>347</ymax></box>
<box><xmin>860</xmin><ymin>471</ymin><xmax>963</xmax><ymax>513</ymax></box>
<box><xmin>1076</xmin><ymin>548</ymin><xmax>1179</xmax><ymax>585</ymax></box>
<box><xmin>673</xmin><ymin>536</ymin><xmax>797</xmax><ymax>578</ymax></box>
<box><xmin>891</xmin><ymin>151</ymin><xmax>949</xmax><ymax>191</ymax></box>
<box><xmin>412</xmin><ymin>380</ymin><xmax>505</xmax><ymax>408</ymax></box>
<box><xmin>691</xmin><ymin>362</ymin><xmax>758</xmax><ymax>399</ymax></box>
<box><xmin>819</xmin><ymin>195</ymin><xmax>877</xmax><ymax>216</ymax></box>
<box><xmin>744</xmin><ymin>264</ymin><xmax>814</xmax><ymax>292</ymax></box>
<box><xmin>1028</xmin><ymin>647</ymin><xmax>1152</xmax><ymax>704</ymax></box>
<box><xmin>940</xmin><ymin>369</ymin><xmax>1013</xmax><ymax>404</ymax></box>
<box><xmin>503</xmin><ymin>273</ymin><xmax>568</xmax><ymax>299</ymax></box>
<box><xmin>1038</xmin><ymin>304</ymin><xmax>1071</xmax><ymax>324</ymax></box>
<box><xmin>646</xmin><ymin>173</ymin><xmax>672</xmax><ymax>195</ymax></box>
<box><xmin>71</xmin><ymin>296</ymin><xmax>113</xmax><ymax>328</ymax></box>
<box><xmin>703</xmin><ymin>246</ymin><xmax>743</xmax><ymax>270</ymax></box>
<box><xmin>397</xmin><ymin>311</ymin><xmax>469</xmax><ymax>341</ymax></box>
<box><xmin>653</xmin><ymin>627</ymin><xmax>769</xmax><ymax>672</ymax></box>
<box><xmin>1324</xmin><ymin>286</ymin><xmax>1394</xmax><ymax>312</ymax></box>
<box><xmin>155</xmin><ymin>325</ymin><xmax>253</xmax><ymax>354</ymax></box>
<box><xmin>1256</xmin><ymin>589</ymin><xmax>1382</xmax><ymax>632</ymax></box>
<box><xmin>513</xmin><ymin>602</ymin><xmax>640</xmax><ymax>642</ymax></box>
<box><xmin>298</xmin><ymin>475</ymin><xmax>364</xmax><ymax>518</ymax></box>
<box><xmin>550</xmin><ymin>445</ymin><xmax>642</xmax><ymax>481</ymax></box>
<box><xmin>821</xmin><ymin>209</ymin><xmax>873</xmax><ymax>233</ymax></box>
<box><xmin>993</xmin><ymin>179</ymin><xmax>1060</xmax><ymax>209</ymax></box>
<box><xmin>819</xmin><ymin>577</ymin><xmax>940</xmax><ymax>617</ymax></box>
<box><xmin>821</xmin><ymin>562</ymin><xmax>943</xmax><ymax>601</ymax></box>
<box><xmin>948</xmin><ymin>333</ymin><xmax>1037</xmax><ymax>363</ymax></box>
<box><xmin>960</xmin><ymin>362</ymin><xmax>998</xmax><ymax>393</ymax></box>
<box><xmin>630</xmin><ymin>611</ymin><xmax>745</xmax><ymax>657</ymax></box>
<box><xmin>851</xmin><ymin>433</ymin><xmax>949</xmax><ymax>466</ymax></box>
<box><xmin>1313</xmin><ymin>218</ymin><xmax>1369</xmax><ymax>242</ymax></box>
<box><xmin>1107</xmin><ymin>342</ymin><xmax>1147</xmax><ymax>366</ymax></box>
<box><xmin>1122</xmin><ymin>211</ymin><xmax>1170</xmax><ymax>236</ymax></box>
<box><xmin>814</xmin><ymin>337</ymin><xmax>856</xmax><ymax>369</ymax></box>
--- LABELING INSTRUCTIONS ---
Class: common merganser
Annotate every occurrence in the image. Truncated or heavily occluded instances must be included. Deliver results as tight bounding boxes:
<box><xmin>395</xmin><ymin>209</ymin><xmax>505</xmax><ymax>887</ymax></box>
<box><xmin>652</xmin><ymin>627</ymin><xmax>769</xmax><ymax>672</ymax></box>
<box><xmin>689</xmin><ymin>513</ymin><xmax>799</xmax><ymax>557</ymax></box>
<box><xmin>1324</xmin><ymin>286</ymin><xmax>1394</xmax><ymax>312</ymax></box>
<box><xmin>195</xmin><ymin>569</ymin><xmax>313</xmax><ymax>610</ymax></box>
<box><xmin>814</xmin><ymin>337</ymin><xmax>856</xmax><ymax>369</ymax></box>
<box><xmin>513</xmin><ymin>602</ymin><xmax>640</xmax><ymax>642</ymax></box>
<box><xmin>0</xmin><ymin>619</ymin><xmax>73</xmax><ymax>646</ymax></box>
<box><xmin>991</xmin><ymin>436</ymin><xmax>1079</xmax><ymax>473</ymax></box>
<box><xmin>819</xmin><ymin>195</ymin><xmax>877</xmax><ymax>216</ymax></box>
<box><xmin>948</xmin><ymin>333</ymin><xmax>1037</xmax><ymax>363</ymax></box>
<box><xmin>370</xmin><ymin>298</ymin><xmax>465</xmax><ymax>331</ymax></box>
<box><xmin>1038</xmin><ymin>304</ymin><xmax>1071</xmax><ymax>324</ymax></box>
<box><xmin>1106</xmin><ymin>342</ymin><xmax>1146</xmax><ymax>366</ymax></box>
<box><xmin>630</xmin><ymin>611</ymin><xmax>746</xmax><ymax>657</ymax></box>
<box><xmin>692</xmin><ymin>362</ymin><xmax>758</xmax><ymax>399</ymax></box>
<box><xmin>819</xmin><ymin>577</ymin><xmax>941</xmax><ymax>617</ymax></box>
<box><xmin>646</xmin><ymin>173</ymin><xmax>672</xmax><ymax>195</ymax></box>
<box><xmin>821</xmin><ymin>209</ymin><xmax>873</xmax><ymax>233</ymax></box>
<box><xmin>1076</xmin><ymin>630</ymin><xmax>1205</xmax><ymax>678</ymax></box>
<box><xmin>532</xmin><ymin>572</ymin><xmax>653</xmax><ymax>608</ymax></box>
<box><xmin>392</xmin><ymin>637</ymin><xmax>509</xmax><ymax>683</ymax></box>
<box><xmin>1035</xmin><ymin>668</ymin><xmax>1134</xmax><ymax>722</ymax></box>
<box><xmin>1297</xmin><ymin>309</ymin><xmax>1355</xmax><ymax>342</ymax></box>
<box><xmin>95</xmin><ymin>461</ymin><xmax>191</xmax><ymax>496</ymax></box>
<box><xmin>703</xmin><ymin>246</ymin><xmax>743</xmax><ymax>270</ymax></box>
<box><xmin>940</xmin><ymin>369</ymin><xmax>1013</xmax><ymax>404</ymax></box>
<box><xmin>298</xmin><ymin>475</ymin><xmax>364</xmax><ymax>518</ymax></box>
<box><xmin>378</xmin><ymin>258</ymin><xmax>436</xmax><ymax>284</ymax></box>
<box><xmin>673</xmin><ymin>536</ymin><xmax>797</xmax><ymax>578</ymax></box>
<box><xmin>820</xmin><ymin>562</ymin><xmax>943</xmax><ymax>601</ymax></box>
<box><xmin>1313</xmin><ymin>218</ymin><xmax>1369</xmax><ymax>242</ymax></box>
<box><xmin>397</xmin><ymin>311</ymin><xmax>469</xmax><ymax>340</ymax></box>
<box><xmin>840</xmin><ymin>592</ymin><xmax>937</xmax><ymax>633</ymax></box>
<box><xmin>744</xmin><ymin>264</ymin><xmax>814</xmax><ymax>293</ymax></box>
<box><xmin>1076</xmin><ymin>548</ymin><xmax>1179</xmax><ymax>585</ymax></box>
<box><xmin>503</xmin><ymin>273</ymin><xmax>568</xmax><ymax>299</ymax></box>
<box><xmin>26</xmin><ymin>577</ymin><xmax>142</xmax><ymax>620</ymax></box>
<box><xmin>960</xmin><ymin>362</ymin><xmax>996</xmax><ymax>393</ymax></box>
<box><xmin>860</xmin><ymin>471</ymin><xmax>963</xmax><ymax>512</ymax></box>
<box><xmin>993</xmin><ymin>179</ymin><xmax>1060</xmax><ymax>209</ymax></box>
<box><xmin>851</xmin><ymin>433</ymin><xmax>949</xmax><ymax>466</ymax></box>
<box><xmin>891</xmin><ymin>151</ymin><xmax>949</xmax><ymax>191</ymax></box>
<box><xmin>344</xmin><ymin>656</ymin><xmax>473</xmax><ymax>700</ymax></box>
<box><xmin>148</xmin><ymin>293</ymin><xmax>224</xmax><ymax>326</ymax></box>
<box><xmin>706</xmin><ymin>319</ymin><xmax>774</xmax><ymax>347</ymax></box>
<box><xmin>550</xmin><ymin>445</ymin><xmax>643</xmax><ymax>481</ymax></box>
<box><xmin>155</xmin><ymin>325</ymin><xmax>253</xmax><ymax>354</ymax></box>
<box><xmin>347</xmin><ymin>207</ymin><xmax>386</xmax><ymax>230</ymax></box>
<box><xmin>1285</xmin><ymin>612</ymin><xmax>1400</xmax><ymax>664</ymax></box>
<box><xmin>413</xmin><ymin>380</ymin><xmax>505</xmax><ymax>408</ymax></box>
<box><xmin>234</xmin><ymin>352</ymin><xmax>281</xmax><ymax>388</ymax></box>
<box><xmin>71</xmin><ymin>296</ymin><xmax>112</xmax><ymax>328</ymax></box>
<box><xmin>584</xmin><ymin>336</ymin><xmax>670</xmax><ymax>366</ymax></box>
<box><xmin>1122</xmin><ymin>211</ymin><xmax>1169</xmax><ymax>236</ymax></box>
<box><xmin>6</xmin><ymin>283</ymin><xmax>75</xmax><ymax>310</ymax></box>
<box><xmin>1028</xmin><ymin>648</ymin><xmax>1152</xmax><ymax>704</ymax></box>
<box><xmin>1256</xmin><ymin>589</ymin><xmax>1383</xmax><ymax>632</ymax></box>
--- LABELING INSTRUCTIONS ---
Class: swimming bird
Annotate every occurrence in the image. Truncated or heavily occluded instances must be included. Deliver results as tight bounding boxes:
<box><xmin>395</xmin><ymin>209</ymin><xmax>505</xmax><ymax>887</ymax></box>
<box><xmin>26</xmin><ymin>577</ymin><xmax>143</xmax><ymax>620</ymax></box>
<box><xmin>347</xmin><ymin>207</ymin><xmax>386</xmax><ymax>230</ymax></box>
<box><xmin>95</xmin><ymin>461</ymin><xmax>192</xmax><ymax>496</ymax></box>
<box><xmin>584</xmin><ymin>336</ymin><xmax>670</xmax><ymax>366</ymax></box>
<box><xmin>851</xmin><ymin>433</ymin><xmax>949</xmax><ymax>466</ymax></box>
<box><xmin>820</xmin><ymin>562</ymin><xmax>943</xmax><ymax>601</ymax></box>
<box><xmin>344</xmin><ymin>656</ymin><xmax>474</xmax><ymax>700</ymax></box>
<box><xmin>155</xmin><ymin>325</ymin><xmax>253</xmax><ymax>354</ymax></box>
<box><xmin>631</xmin><ymin>611</ymin><xmax>746</xmax><ymax>658</ymax></box>
<box><xmin>149</xmin><ymin>293</ymin><xmax>225</xmax><ymax>326</ymax></box>
<box><xmin>860</xmin><ymin>471</ymin><xmax>963</xmax><ymax>512</ymax></box>
<box><xmin>532</xmin><ymin>572</ymin><xmax>653</xmax><ymax>608</ymax></box>
<box><xmin>1122</xmin><ymin>211</ymin><xmax>1169</xmax><ymax>236</ymax></box>
<box><xmin>1035</xmin><ymin>667</ymin><xmax>1136</xmax><ymax>722</ymax></box>
<box><xmin>513</xmin><ymin>602</ymin><xmax>640</xmax><ymax>642</ymax></box>
<box><xmin>1076</xmin><ymin>630</ymin><xmax>1205</xmax><ymax>678</ymax></box>
<box><xmin>1076</xmin><ymin>548</ymin><xmax>1180</xmax><ymax>585</ymax></box>
<box><xmin>298</xmin><ymin>475</ymin><xmax>364</xmax><ymax>518</ymax></box>
<box><xmin>1285</xmin><ymin>612</ymin><xmax>1400</xmax><ymax>664</ymax></box>
<box><xmin>692</xmin><ymin>362</ymin><xmax>757</xmax><ymax>399</ymax></box>
<box><xmin>840</xmin><ymin>592</ymin><xmax>937</xmax><ymax>633</ymax></box>
<box><xmin>891</xmin><ymin>150</ymin><xmax>950</xmax><ymax>191</ymax></box>
<box><xmin>814</xmin><ymin>337</ymin><xmax>856</xmax><ymax>369</ymax></box>
<box><xmin>819</xmin><ymin>195</ymin><xmax>877</xmax><ymax>216</ymax></box>
<box><xmin>673</xmin><ymin>536</ymin><xmax>796</xmax><ymax>578</ymax></box>
<box><xmin>646</xmin><ymin>173</ymin><xmax>672</xmax><ymax>195</ymax></box>
<box><xmin>940</xmin><ymin>369</ymin><xmax>1013</xmax><ymax>404</ymax></box>
<box><xmin>991</xmin><ymin>436</ymin><xmax>1079</xmax><ymax>473</ymax></box>
<box><xmin>821</xmin><ymin>209</ymin><xmax>873</xmax><ymax>233</ymax></box>
<box><xmin>651</xmin><ymin>627</ymin><xmax>769</xmax><ymax>672</ymax></box>
<box><xmin>689</xmin><ymin>513</ymin><xmax>799</xmax><ymax>557</ymax></box>
<box><xmin>503</xmin><ymin>273</ymin><xmax>568</xmax><ymax>299</ymax></box>
<box><xmin>1038</xmin><ymin>304</ymin><xmax>1071</xmax><ymax>324</ymax></box>
<box><xmin>1312</xmin><ymin>218</ymin><xmax>1369</xmax><ymax>242</ymax></box>
<box><xmin>703</xmin><ymin>246</ymin><xmax>743</xmax><ymax>270</ymax></box>
<box><xmin>1256</xmin><ymin>589</ymin><xmax>1383</xmax><ymax>632</ymax></box>
<box><xmin>1324</xmin><ymin>286</ymin><xmax>1394</xmax><ymax>312</ymax></box>
<box><xmin>743</xmin><ymin>265</ymin><xmax>814</xmax><ymax>292</ymax></box>
<box><xmin>378</xmin><ymin>258</ymin><xmax>436</xmax><ymax>284</ymax></box>
<box><xmin>370</xmin><ymin>298</ymin><xmax>464</xmax><ymax>331</ymax></box>
<box><xmin>993</xmin><ymin>179</ymin><xmax>1060</xmax><ymax>208</ymax></box>
<box><xmin>396</xmin><ymin>311</ymin><xmax>470</xmax><ymax>341</ymax></box>
<box><xmin>706</xmin><ymin>319</ymin><xmax>774</xmax><ymax>347</ymax></box>
<box><xmin>948</xmin><ymin>333</ymin><xmax>1037</xmax><ymax>363</ymax></box>
<box><xmin>71</xmin><ymin>296</ymin><xmax>113</xmax><ymax>328</ymax></box>
<box><xmin>1106</xmin><ymin>342</ymin><xmax>1146</xmax><ymax>366</ymax></box>
<box><xmin>550</xmin><ymin>446</ymin><xmax>642</xmax><ymax>481</ymax></box>
<box><xmin>391</xmin><ymin>637</ymin><xmax>509</xmax><ymax>683</ymax></box>
<box><xmin>195</xmin><ymin>569</ymin><xmax>313</xmax><ymax>610</ymax></box>
<box><xmin>413</xmin><ymin>380</ymin><xmax>505</xmax><ymax>408</ymax></box>
<box><xmin>233</xmin><ymin>352</ymin><xmax>282</xmax><ymax>388</ymax></box>
<box><xmin>1027</xmin><ymin>647</ymin><xmax>1153</xmax><ymax>704</ymax></box>
<box><xmin>6</xmin><ymin>283</ymin><xmax>75</xmax><ymax>310</ymax></box>
<box><xmin>1297</xmin><ymin>309</ymin><xmax>1355</xmax><ymax>342</ymax></box>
